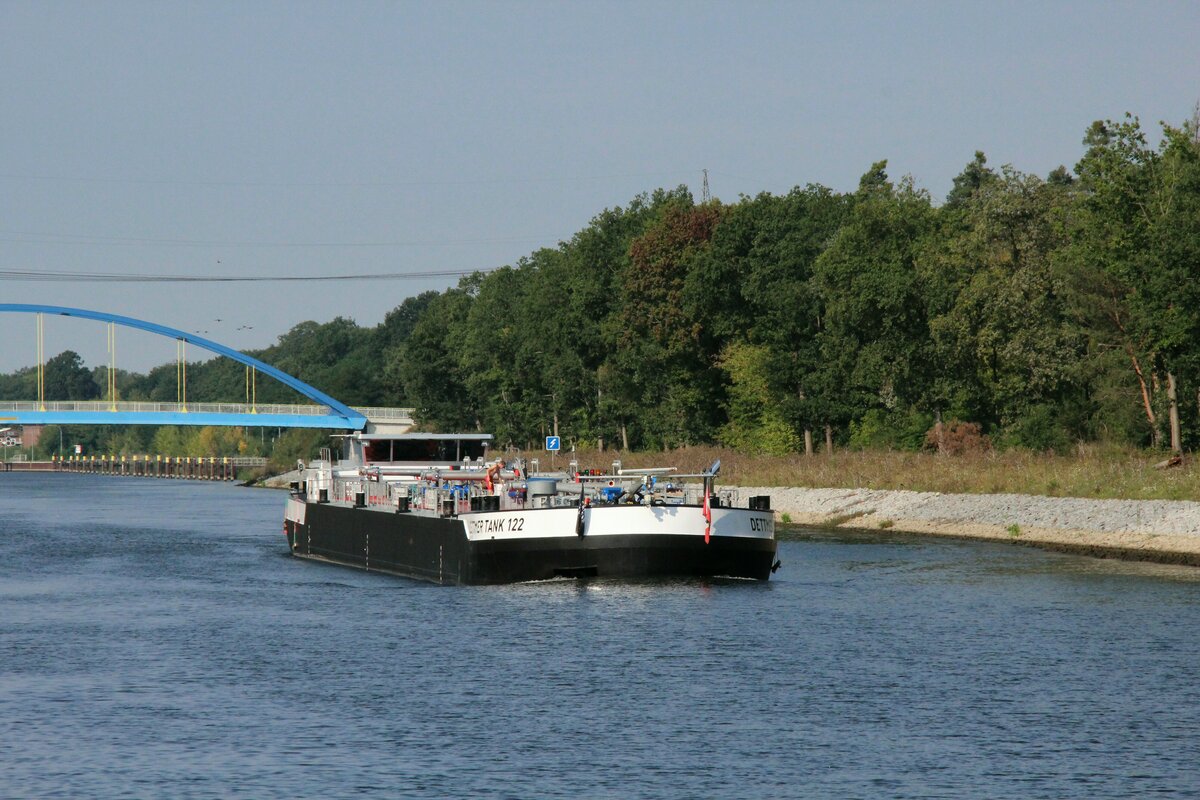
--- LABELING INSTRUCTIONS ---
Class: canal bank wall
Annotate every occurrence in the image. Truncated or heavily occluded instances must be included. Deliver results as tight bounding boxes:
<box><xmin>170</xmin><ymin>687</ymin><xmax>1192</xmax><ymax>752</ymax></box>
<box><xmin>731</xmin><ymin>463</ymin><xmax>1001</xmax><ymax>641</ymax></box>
<box><xmin>738</xmin><ymin>486</ymin><xmax>1200</xmax><ymax>567</ymax></box>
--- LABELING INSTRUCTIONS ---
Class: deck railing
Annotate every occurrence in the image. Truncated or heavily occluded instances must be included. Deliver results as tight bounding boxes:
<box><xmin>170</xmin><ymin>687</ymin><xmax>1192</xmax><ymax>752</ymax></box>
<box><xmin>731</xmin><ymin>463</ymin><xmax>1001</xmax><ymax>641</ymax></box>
<box><xmin>351</xmin><ymin>406</ymin><xmax>416</xmax><ymax>421</ymax></box>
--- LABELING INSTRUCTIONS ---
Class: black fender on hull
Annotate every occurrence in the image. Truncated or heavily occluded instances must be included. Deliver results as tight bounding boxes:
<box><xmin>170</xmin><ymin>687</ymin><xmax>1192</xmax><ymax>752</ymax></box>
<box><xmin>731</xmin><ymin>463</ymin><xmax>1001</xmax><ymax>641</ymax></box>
<box><xmin>286</xmin><ymin>501</ymin><xmax>777</xmax><ymax>585</ymax></box>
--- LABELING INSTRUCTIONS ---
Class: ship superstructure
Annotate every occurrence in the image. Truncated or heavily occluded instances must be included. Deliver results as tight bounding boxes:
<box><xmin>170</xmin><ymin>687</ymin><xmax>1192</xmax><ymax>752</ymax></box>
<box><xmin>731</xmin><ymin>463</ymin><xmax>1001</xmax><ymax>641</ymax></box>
<box><xmin>284</xmin><ymin>430</ymin><xmax>777</xmax><ymax>584</ymax></box>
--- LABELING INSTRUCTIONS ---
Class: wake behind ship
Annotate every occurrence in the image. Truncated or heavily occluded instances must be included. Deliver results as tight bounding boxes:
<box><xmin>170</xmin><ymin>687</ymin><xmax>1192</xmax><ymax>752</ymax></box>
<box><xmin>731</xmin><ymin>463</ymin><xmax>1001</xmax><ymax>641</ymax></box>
<box><xmin>284</xmin><ymin>429</ymin><xmax>778</xmax><ymax>585</ymax></box>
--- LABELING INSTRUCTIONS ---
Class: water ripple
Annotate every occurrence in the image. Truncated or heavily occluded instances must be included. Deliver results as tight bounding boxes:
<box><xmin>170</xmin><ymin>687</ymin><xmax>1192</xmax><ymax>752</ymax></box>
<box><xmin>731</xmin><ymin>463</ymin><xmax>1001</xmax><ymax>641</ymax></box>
<box><xmin>0</xmin><ymin>476</ymin><xmax>1197</xmax><ymax>798</ymax></box>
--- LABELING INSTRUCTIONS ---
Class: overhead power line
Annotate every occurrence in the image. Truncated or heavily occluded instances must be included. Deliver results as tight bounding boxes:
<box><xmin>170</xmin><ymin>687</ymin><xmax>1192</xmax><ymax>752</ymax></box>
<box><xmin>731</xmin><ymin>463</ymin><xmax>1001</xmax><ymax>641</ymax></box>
<box><xmin>0</xmin><ymin>229</ymin><xmax>549</xmax><ymax>249</ymax></box>
<box><xmin>0</xmin><ymin>267</ymin><xmax>497</xmax><ymax>283</ymax></box>
<box><xmin>0</xmin><ymin>170</ymin><xmax>693</xmax><ymax>188</ymax></box>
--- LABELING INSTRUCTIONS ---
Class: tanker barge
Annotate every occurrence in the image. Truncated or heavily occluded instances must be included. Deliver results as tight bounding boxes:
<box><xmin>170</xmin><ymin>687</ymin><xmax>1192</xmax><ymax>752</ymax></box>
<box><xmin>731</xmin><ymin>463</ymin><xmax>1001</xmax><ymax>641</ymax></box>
<box><xmin>283</xmin><ymin>431</ymin><xmax>778</xmax><ymax>585</ymax></box>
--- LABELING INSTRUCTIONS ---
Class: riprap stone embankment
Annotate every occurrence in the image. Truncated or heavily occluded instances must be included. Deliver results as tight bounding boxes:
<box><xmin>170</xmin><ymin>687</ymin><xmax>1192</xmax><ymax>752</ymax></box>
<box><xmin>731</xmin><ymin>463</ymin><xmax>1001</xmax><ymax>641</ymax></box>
<box><xmin>258</xmin><ymin>469</ymin><xmax>301</xmax><ymax>489</ymax></box>
<box><xmin>736</xmin><ymin>486</ymin><xmax>1200</xmax><ymax>566</ymax></box>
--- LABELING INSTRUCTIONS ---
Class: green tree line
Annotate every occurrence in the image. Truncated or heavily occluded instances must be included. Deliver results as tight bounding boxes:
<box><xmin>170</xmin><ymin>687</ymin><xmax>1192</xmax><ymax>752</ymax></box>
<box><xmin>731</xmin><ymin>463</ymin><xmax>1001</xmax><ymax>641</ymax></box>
<box><xmin>3</xmin><ymin>114</ymin><xmax>1199</xmax><ymax>457</ymax></box>
<box><xmin>395</xmin><ymin>114</ymin><xmax>1200</xmax><ymax>454</ymax></box>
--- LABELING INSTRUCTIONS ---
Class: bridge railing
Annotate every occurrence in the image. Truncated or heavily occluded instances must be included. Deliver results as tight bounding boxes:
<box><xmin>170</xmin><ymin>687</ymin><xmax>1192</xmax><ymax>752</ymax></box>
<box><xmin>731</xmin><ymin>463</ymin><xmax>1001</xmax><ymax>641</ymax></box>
<box><xmin>352</xmin><ymin>406</ymin><xmax>416</xmax><ymax>421</ymax></box>
<box><xmin>0</xmin><ymin>401</ymin><xmax>415</xmax><ymax>424</ymax></box>
<box><xmin>0</xmin><ymin>400</ymin><xmax>337</xmax><ymax>416</ymax></box>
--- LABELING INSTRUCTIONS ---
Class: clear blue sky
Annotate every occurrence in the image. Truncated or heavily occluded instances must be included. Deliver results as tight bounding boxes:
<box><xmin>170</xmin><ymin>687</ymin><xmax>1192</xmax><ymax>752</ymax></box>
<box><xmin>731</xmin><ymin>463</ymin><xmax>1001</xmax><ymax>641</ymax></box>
<box><xmin>1</xmin><ymin>1</ymin><xmax>1197</xmax><ymax>375</ymax></box>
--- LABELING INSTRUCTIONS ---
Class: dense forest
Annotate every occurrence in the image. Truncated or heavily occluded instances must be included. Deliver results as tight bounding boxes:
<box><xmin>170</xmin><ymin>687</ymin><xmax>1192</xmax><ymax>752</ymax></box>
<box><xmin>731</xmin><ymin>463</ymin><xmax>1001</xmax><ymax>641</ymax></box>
<box><xmin>4</xmin><ymin>114</ymin><xmax>1200</xmax><ymax>459</ymax></box>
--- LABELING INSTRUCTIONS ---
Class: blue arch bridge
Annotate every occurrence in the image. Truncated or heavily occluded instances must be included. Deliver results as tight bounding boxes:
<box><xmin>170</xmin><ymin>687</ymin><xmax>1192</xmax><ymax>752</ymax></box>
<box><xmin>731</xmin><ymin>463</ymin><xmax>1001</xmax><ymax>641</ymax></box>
<box><xmin>0</xmin><ymin>304</ymin><xmax>412</xmax><ymax>432</ymax></box>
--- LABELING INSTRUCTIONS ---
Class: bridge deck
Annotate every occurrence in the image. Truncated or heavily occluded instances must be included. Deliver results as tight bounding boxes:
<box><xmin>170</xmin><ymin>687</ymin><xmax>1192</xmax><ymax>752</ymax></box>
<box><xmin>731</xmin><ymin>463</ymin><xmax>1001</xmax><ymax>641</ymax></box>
<box><xmin>0</xmin><ymin>402</ymin><xmax>413</xmax><ymax>430</ymax></box>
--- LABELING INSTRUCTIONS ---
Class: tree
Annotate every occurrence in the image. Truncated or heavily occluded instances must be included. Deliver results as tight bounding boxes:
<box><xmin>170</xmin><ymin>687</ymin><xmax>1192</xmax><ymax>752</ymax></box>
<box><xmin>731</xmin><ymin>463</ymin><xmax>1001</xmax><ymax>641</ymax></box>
<box><xmin>931</xmin><ymin>167</ymin><xmax>1084</xmax><ymax>445</ymax></box>
<box><xmin>456</xmin><ymin>263</ymin><xmax>541</xmax><ymax>444</ymax></box>
<box><xmin>685</xmin><ymin>185</ymin><xmax>851</xmax><ymax>452</ymax></box>
<box><xmin>152</xmin><ymin>426</ymin><xmax>188</xmax><ymax>455</ymax></box>
<box><xmin>813</xmin><ymin>163</ymin><xmax>937</xmax><ymax>429</ymax></box>
<box><xmin>0</xmin><ymin>367</ymin><xmax>36</xmax><ymax>401</ymax></box>
<box><xmin>392</xmin><ymin>286</ymin><xmax>479</xmax><ymax>431</ymax></box>
<box><xmin>378</xmin><ymin>291</ymin><xmax>440</xmax><ymax>350</ymax></box>
<box><xmin>945</xmin><ymin>151</ymin><xmax>997</xmax><ymax>209</ymax></box>
<box><xmin>716</xmin><ymin>341</ymin><xmax>801</xmax><ymax>454</ymax></box>
<box><xmin>604</xmin><ymin>199</ymin><xmax>723</xmax><ymax>448</ymax></box>
<box><xmin>43</xmin><ymin>351</ymin><xmax>100</xmax><ymax>400</ymax></box>
<box><xmin>1070</xmin><ymin>115</ymin><xmax>1200</xmax><ymax>450</ymax></box>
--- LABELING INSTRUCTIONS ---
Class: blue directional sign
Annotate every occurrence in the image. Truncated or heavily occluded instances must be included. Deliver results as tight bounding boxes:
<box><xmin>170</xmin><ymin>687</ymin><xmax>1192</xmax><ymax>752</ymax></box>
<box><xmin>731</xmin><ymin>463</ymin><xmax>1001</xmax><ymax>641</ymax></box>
<box><xmin>546</xmin><ymin>436</ymin><xmax>561</xmax><ymax>452</ymax></box>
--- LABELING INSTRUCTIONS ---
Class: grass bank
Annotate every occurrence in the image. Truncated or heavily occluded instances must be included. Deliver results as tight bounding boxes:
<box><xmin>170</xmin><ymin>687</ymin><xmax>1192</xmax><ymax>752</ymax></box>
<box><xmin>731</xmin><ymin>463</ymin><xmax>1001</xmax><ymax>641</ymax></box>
<box><xmin>556</xmin><ymin>444</ymin><xmax>1200</xmax><ymax>502</ymax></box>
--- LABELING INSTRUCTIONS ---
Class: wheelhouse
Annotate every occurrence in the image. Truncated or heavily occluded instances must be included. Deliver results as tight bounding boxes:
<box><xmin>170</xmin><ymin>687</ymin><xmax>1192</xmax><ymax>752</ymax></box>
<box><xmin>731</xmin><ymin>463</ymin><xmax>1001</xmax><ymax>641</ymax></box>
<box><xmin>348</xmin><ymin>432</ymin><xmax>493</xmax><ymax>467</ymax></box>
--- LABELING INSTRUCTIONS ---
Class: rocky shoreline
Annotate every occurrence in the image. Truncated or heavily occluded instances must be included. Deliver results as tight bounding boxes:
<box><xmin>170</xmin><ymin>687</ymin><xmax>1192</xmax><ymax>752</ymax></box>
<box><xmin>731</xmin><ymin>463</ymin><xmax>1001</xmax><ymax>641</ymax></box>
<box><xmin>737</xmin><ymin>486</ymin><xmax>1200</xmax><ymax>566</ymax></box>
<box><xmin>257</xmin><ymin>469</ymin><xmax>302</xmax><ymax>489</ymax></box>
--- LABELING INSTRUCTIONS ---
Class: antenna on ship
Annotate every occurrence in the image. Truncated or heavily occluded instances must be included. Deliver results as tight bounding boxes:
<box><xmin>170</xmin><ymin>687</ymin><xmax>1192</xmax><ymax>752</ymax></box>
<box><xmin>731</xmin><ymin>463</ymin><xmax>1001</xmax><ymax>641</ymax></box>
<box><xmin>701</xmin><ymin>168</ymin><xmax>711</xmax><ymax>204</ymax></box>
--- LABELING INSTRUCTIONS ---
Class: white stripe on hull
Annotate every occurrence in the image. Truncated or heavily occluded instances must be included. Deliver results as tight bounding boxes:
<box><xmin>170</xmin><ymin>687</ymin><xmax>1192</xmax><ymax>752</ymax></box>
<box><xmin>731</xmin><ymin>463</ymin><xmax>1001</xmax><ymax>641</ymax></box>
<box><xmin>285</xmin><ymin>498</ymin><xmax>307</xmax><ymax>525</ymax></box>
<box><xmin>460</xmin><ymin>505</ymin><xmax>774</xmax><ymax>542</ymax></box>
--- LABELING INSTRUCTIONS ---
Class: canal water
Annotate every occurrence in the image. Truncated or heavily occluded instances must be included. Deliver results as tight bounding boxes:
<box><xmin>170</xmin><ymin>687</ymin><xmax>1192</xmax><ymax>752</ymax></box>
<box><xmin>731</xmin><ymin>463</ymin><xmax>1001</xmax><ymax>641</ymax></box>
<box><xmin>1</xmin><ymin>473</ymin><xmax>1197</xmax><ymax>799</ymax></box>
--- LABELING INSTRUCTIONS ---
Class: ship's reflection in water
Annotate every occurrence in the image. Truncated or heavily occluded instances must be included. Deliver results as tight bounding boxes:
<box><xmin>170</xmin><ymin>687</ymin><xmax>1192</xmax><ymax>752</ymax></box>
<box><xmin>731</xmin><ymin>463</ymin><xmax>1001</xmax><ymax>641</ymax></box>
<box><xmin>0</xmin><ymin>474</ymin><xmax>1197</xmax><ymax>798</ymax></box>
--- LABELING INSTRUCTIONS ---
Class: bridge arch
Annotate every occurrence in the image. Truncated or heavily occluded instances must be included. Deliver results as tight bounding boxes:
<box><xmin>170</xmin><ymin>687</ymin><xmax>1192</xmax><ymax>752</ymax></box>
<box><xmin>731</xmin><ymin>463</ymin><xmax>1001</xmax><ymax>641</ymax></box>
<box><xmin>0</xmin><ymin>304</ymin><xmax>368</xmax><ymax>430</ymax></box>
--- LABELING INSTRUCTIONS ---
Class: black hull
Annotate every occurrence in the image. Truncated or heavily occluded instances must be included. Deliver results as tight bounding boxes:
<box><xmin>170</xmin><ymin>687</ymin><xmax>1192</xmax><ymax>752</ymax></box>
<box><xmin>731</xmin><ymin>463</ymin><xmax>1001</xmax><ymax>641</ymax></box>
<box><xmin>286</xmin><ymin>501</ymin><xmax>777</xmax><ymax>585</ymax></box>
